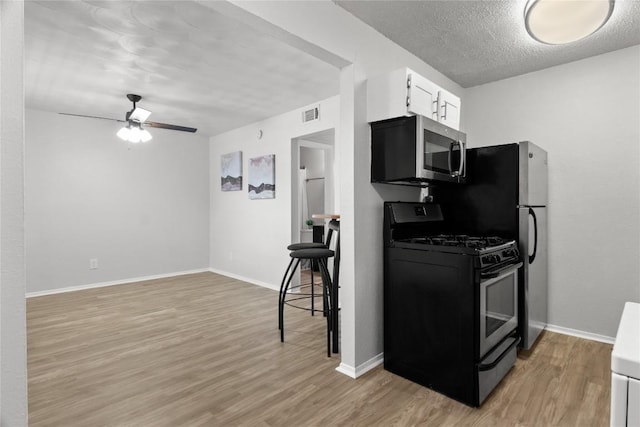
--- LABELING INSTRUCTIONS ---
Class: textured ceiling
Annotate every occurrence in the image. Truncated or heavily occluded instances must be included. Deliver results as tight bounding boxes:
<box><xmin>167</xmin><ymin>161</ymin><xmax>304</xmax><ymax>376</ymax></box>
<box><xmin>335</xmin><ymin>0</ymin><xmax>640</xmax><ymax>88</ymax></box>
<box><xmin>26</xmin><ymin>1</ymin><xmax>640</xmax><ymax>137</ymax></box>
<box><xmin>25</xmin><ymin>1</ymin><xmax>340</xmax><ymax>138</ymax></box>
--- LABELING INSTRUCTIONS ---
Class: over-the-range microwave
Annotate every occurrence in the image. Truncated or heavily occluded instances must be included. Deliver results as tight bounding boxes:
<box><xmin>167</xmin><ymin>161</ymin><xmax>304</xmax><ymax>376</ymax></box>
<box><xmin>370</xmin><ymin>115</ymin><xmax>466</xmax><ymax>185</ymax></box>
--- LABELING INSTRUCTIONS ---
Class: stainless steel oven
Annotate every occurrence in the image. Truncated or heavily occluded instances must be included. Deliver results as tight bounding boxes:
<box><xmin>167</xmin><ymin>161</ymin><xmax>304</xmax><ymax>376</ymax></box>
<box><xmin>479</xmin><ymin>263</ymin><xmax>520</xmax><ymax>358</ymax></box>
<box><xmin>371</xmin><ymin>115</ymin><xmax>466</xmax><ymax>185</ymax></box>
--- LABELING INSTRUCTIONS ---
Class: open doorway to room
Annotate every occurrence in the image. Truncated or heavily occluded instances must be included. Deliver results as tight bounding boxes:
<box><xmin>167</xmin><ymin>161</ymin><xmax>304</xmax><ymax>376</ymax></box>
<box><xmin>290</xmin><ymin>129</ymin><xmax>336</xmax><ymax>287</ymax></box>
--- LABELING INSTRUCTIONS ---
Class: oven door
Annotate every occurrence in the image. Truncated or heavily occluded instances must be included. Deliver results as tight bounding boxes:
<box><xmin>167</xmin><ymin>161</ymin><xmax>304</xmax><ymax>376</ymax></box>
<box><xmin>416</xmin><ymin>115</ymin><xmax>466</xmax><ymax>183</ymax></box>
<box><xmin>479</xmin><ymin>262</ymin><xmax>522</xmax><ymax>358</ymax></box>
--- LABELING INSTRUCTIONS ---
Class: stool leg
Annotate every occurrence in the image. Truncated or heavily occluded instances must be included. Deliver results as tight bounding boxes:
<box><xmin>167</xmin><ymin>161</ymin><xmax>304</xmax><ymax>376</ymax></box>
<box><xmin>280</xmin><ymin>259</ymin><xmax>301</xmax><ymax>343</ymax></box>
<box><xmin>332</xmin><ymin>237</ymin><xmax>341</xmax><ymax>353</ymax></box>
<box><xmin>278</xmin><ymin>257</ymin><xmax>296</xmax><ymax>330</ymax></box>
<box><xmin>310</xmin><ymin>263</ymin><xmax>315</xmax><ymax>316</ymax></box>
<box><xmin>318</xmin><ymin>258</ymin><xmax>333</xmax><ymax>357</ymax></box>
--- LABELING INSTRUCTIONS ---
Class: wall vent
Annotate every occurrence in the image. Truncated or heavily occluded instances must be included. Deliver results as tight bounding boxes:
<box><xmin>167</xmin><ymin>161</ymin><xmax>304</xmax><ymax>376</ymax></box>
<box><xmin>302</xmin><ymin>106</ymin><xmax>320</xmax><ymax>123</ymax></box>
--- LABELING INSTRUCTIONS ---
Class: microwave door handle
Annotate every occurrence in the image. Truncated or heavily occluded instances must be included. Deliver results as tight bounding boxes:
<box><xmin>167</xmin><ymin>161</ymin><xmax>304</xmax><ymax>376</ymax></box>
<box><xmin>529</xmin><ymin>208</ymin><xmax>538</xmax><ymax>264</ymax></box>
<box><xmin>457</xmin><ymin>140</ymin><xmax>465</xmax><ymax>177</ymax></box>
<box><xmin>448</xmin><ymin>142</ymin><xmax>454</xmax><ymax>174</ymax></box>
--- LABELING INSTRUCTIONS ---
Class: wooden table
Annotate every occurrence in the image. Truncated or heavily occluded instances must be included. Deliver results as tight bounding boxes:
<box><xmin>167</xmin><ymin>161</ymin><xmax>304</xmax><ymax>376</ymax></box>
<box><xmin>312</xmin><ymin>214</ymin><xmax>340</xmax><ymax>220</ymax></box>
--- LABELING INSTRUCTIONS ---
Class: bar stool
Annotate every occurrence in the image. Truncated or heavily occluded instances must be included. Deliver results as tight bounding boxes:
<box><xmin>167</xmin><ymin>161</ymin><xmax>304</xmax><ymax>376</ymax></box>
<box><xmin>278</xmin><ymin>223</ymin><xmax>339</xmax><ymax>318</ymax></box>
<box><xmin>279</xmin><ymin>247</ymin><xmax>335</xmax><ymax>356</ymax></box>
<box><xmin>278</xmin><ymin>220</ymin><xmax>340</xmax><ymax>354</ymax></box>
<box><xmin>326</xmin><ymin>219</ymin><xmax>340</xmax><ymax>353</ymax></box>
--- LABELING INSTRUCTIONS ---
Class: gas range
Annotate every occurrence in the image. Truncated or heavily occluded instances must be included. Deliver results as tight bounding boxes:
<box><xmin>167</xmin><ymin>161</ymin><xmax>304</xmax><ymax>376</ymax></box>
<box><xmin>383</xmin><ymin>201</ymin><xmax>522</xmax><ymax>407</ymax></box>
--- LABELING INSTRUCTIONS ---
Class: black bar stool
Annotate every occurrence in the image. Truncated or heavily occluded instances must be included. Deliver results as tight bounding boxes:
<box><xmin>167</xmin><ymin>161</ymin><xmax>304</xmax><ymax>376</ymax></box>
<box><xmin>326</xmin><ymin>219</ymin><xmax>340</xmax><ymax>353</ymax></box>
<box><xmin>277</xmin><ymin>224</ymin><xmax>338</xmax><ymax>318</ymax></box>
<box><xmin>278</xmin><ymin>248</ymin><xmax>335</xmax><ymax>356</ymax></box>
<box><xmin>278</xmin><ymin>219</ymin><xmax>340</xmax><ymax>355</ymax></box>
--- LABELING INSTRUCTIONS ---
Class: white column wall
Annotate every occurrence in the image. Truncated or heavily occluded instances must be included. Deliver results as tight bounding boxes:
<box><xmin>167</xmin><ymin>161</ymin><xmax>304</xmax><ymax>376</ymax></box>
<box><xmin>0</xmin><ymin>0</ymin><xmax>28</xmax><ymax>424</ymax></box>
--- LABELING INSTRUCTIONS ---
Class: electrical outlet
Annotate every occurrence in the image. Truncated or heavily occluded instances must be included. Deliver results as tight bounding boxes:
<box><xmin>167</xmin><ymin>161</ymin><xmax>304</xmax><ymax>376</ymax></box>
<box><xmin>89</xmin><ymin>258</ymin><xmax>98</xmax><ymax>270</ymax></box>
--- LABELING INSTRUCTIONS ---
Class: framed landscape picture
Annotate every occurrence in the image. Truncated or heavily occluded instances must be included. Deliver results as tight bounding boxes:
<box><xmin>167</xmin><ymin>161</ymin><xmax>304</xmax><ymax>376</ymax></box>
<box><xmin>221</xmin><ymin>151</ymin><xmax>242</xmax><ymax>191</ymax></box>
<box><xmin>248</xmin><ymin>154</ymin><xmax>275</xmax><ymax>199</ymax></box>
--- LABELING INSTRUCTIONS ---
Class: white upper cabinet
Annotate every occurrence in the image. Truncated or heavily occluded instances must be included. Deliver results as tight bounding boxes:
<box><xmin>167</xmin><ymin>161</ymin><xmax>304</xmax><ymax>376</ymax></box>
<box><xmin>367</xmin><ymin>67</ymin><xmax>461</xmax><ymax>130</ymax></box>
<box><xmin>407</xmin><ymin>71</ymin><xmax>439</xmax><ymax>120</ymax></box>
<box><xmin>438</xmin><ymin>89</ymin><xmax>461</xmax><ymax>130</ymax></box>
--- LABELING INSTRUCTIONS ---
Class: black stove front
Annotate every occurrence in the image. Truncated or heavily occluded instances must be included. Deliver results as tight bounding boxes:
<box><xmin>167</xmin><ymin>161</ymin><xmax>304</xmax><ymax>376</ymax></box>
<box><xmin>383</xmin><ymin>201</ymin><xmax>521</xmax><ymax>407</ymax></box>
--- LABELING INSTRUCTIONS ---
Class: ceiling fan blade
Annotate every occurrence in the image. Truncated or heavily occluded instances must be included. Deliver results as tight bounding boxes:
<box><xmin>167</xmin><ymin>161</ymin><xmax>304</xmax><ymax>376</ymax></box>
<box><xmin>144</xmin><ymin>121</ymin><xmax>197</xmax><ymax>133</ymax></box>
<box><xmin>59</xmin><ymin>112</ymin><xmax>125</xmax><ymax>122</ymax></box>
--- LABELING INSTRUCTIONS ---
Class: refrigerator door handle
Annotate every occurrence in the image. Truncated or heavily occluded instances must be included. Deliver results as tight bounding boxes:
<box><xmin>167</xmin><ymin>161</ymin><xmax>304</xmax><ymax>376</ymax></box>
<box><xmin>529</xmin><ymin>207</ymin><xmax>538</xmax><ymax>264</ymax></box>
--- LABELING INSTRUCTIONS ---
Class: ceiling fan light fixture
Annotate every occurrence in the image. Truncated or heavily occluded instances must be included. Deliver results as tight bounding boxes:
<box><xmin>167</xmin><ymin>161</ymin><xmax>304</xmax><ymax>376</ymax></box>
<box><xmin>140</xmin><ymin>128</ymin><xmax>153</xmax><ymax>143</ymax></box>
<box><xmin>117</xmin><ymin>122</ymin><xmax>152</xmax><ymax>143</ymax></box>
<box><xmin>116</xmin><ymin>125</ymin><xmax>131</xmax><ymax>141</ymax></box>
<box><xmin>128</xmin><ymin>125</ymin><xmax>142</xmax><ymax>143</ymax></box>
<box><xmin>524</xmin><ymin>0</ymin><xmax>614</xmax><ymax>45</ymax></box>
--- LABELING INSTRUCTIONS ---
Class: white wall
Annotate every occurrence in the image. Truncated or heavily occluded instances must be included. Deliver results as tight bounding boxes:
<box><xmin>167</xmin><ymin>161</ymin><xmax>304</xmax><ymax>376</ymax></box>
<box><xmin>25</xmin><ymin>109</ymin><xmax>210</xmax><ymax>294</ymax></box>
<box><xmin>0</xmin><ymin>0</ymin><xmax>28</xmax><ymax>424</ymax></box>
<box><xmin>463</xmin><ymin>46</ymin><xmax>640</xmax><ymax>338</ymax></box>
<box><xmin>209</xmin><ymin>96</ymin><xmax>339</xmax><ymax>289</ymax></box>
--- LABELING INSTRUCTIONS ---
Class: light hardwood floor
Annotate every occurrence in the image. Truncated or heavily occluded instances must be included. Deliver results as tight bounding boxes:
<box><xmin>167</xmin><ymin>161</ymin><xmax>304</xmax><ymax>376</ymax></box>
<box><xmin>28</xmin><ymin>272</ymin><xmax>612</xmax><ymax>426</ymax></box>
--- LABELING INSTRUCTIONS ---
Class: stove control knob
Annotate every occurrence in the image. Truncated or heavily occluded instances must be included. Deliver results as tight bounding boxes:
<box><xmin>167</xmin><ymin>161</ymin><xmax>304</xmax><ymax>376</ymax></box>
<box><xmin>483</xmin><ymin>255</ymin><xmax>499</xmax><ymax>264</ymax></box>
<box><xmin>505</xmin><ymin>248</ymin><xmax>519</xmax><ymax>258</ymax></box>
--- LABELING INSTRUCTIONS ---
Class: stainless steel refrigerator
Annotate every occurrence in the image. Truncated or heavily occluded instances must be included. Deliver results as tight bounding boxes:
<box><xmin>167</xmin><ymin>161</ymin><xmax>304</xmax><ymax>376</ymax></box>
<box><xmin>433</xmin><ymin>141</ymin><xmax>548</xmax><ymax>350</ymax></box>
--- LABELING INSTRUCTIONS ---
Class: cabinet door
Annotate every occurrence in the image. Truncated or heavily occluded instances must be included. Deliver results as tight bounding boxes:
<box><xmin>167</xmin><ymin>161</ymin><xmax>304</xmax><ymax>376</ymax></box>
<box><xmin>630</xmin><ymin>377</ymin><xmax>640</xmax><ymax>427</ymax></box>
<box><xmin>438</xmin><ymin>89</ymin><xmax>461</xmax><ymax>130</ymax></box>
<box><xmin>407</xmin><ymin>72</ymin><xmax>439</xmax><ymax>120</ymax></box>
<box><xmin>610</xmin><ymin>372</ymin><xmax>628</xmax><ymax>427</ymax></box>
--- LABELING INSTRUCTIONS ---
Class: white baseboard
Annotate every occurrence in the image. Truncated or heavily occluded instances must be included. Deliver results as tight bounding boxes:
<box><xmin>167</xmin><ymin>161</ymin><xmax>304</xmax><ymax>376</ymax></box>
<box><xmin>546</xmin><ymin>323</ymin><xmax>615</xmax><ymax>344</ymax></box>
<box><xmin>333</xmin><ymin>324</ymin><xmax>613</xmax><ymax>380</ymax></box>
<box><xmin>208</xmin><ymin>268</ymin><xmax>279</xmax><ymax>291</ymax></box>
<box><xmin>336</xmin><ymin>353</ymin><xmax>384</xmax><ymax>379</ymax></box>
<box><xmin>26</xmin><ymin>268</ymin><xmax>210</xmax><ymax>298</ymax></box>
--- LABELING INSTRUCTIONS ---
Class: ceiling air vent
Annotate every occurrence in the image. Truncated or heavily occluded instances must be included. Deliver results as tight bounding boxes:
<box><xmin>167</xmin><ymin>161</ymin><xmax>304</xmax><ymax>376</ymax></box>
<box><xmin>302</xmin><ymin>106</ymin><xmax>320</xmax><ymax>123</ymax></box>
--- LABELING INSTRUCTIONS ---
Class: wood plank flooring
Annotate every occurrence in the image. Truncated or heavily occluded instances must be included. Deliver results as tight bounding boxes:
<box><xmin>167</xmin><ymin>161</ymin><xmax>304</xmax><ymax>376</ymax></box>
<box><xmin>28</xmin><ymin>272</ymin><xmax>612</xmax><ymax>426</ymax></box>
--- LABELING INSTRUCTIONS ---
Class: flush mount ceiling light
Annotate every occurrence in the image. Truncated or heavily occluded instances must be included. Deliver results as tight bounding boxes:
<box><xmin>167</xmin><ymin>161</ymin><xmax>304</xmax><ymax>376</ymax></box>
<box><xmin>524</xmin><ymin>0</ymin><xmax>615</xmax><ymax>45</ymax></box>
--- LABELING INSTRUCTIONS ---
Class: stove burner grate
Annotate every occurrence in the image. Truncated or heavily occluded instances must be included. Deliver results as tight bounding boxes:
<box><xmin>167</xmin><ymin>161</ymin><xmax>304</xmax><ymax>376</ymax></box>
<box><xmin>408</xmin><ymin>234</ymin><xmax>508</xmax><ymax>249</ymax></box>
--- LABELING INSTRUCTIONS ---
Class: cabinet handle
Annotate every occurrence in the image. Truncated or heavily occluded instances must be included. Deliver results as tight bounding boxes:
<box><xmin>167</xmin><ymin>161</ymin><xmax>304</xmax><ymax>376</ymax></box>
<box><xmin>441</xmin><ymin>102</ymin><xmax>447</xmax><ymax>120</ymax></box>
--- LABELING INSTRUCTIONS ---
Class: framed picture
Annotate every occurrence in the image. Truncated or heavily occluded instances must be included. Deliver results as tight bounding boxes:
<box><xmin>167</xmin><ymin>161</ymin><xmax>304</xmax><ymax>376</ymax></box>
<box><xmin>248</xmin><ymin>154</ymin><xmax>275</xmax><ymax>199</ymax></box>
<box><xmin>221</xmin><ymin>151</ymin><xmax>242</xmax><ymax>191</ymax></box>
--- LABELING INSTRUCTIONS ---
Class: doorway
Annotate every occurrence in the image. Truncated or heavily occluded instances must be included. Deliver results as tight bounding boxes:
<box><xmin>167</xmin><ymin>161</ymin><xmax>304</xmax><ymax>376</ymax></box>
<box><xmin>290</xmin><ymin>129</ymin><xmax>336</xmax><ymax>283</ymax></box>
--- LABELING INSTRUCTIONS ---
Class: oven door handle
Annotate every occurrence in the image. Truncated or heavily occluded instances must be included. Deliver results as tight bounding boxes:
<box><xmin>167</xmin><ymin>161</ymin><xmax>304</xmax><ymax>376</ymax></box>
<box><xmin>478</xmin><ymin>335</ymin><xmax>521</xmax><ymax>371</ymax></box>
<box><xmin>480</xmin><ymin>261</ymin><xmax>523</xmax><ymax>280</ymax></box>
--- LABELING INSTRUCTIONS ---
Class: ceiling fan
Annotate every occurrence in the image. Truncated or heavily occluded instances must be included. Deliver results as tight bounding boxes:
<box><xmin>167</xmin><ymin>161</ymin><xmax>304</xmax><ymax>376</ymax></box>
<box><xmin>60</xmin><ymin>94</ymin><xmax>197</xmax><ymax>143</ymax></box>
